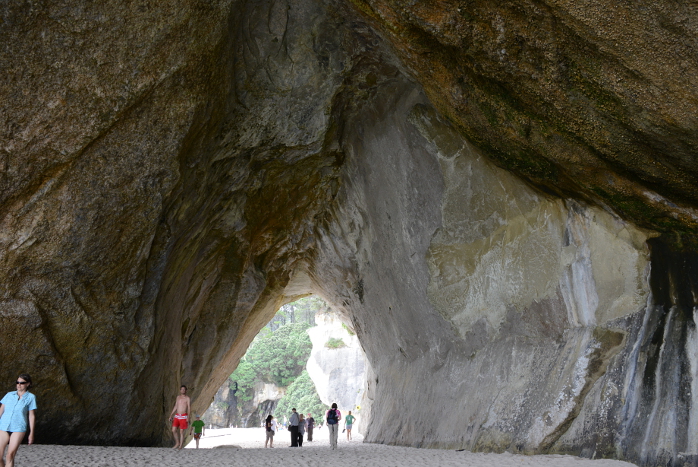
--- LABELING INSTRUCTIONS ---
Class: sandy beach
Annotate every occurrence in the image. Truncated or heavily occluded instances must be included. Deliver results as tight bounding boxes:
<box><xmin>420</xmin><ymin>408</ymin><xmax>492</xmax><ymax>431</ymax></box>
<box><xmin>12</xmin><ymin>427</ymin><xmax>637</xmax><ymax>466</ymax></box>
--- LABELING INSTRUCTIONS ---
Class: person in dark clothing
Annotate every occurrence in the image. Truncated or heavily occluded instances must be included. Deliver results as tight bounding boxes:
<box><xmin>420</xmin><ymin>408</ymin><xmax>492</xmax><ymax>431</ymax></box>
<box><xmin>298</xmin><ymin>414</ymin><xmax>306</xmax><ymax>447</ymax></box>
<box><xmin>288</xmin><ymin>408</ymin><xmax>300</xmax><ymax>447</ymax></box>
<box><xmin>306</xmin><ymin>413</ymin><xmax>315</xmax><ymax>441</ymax></box>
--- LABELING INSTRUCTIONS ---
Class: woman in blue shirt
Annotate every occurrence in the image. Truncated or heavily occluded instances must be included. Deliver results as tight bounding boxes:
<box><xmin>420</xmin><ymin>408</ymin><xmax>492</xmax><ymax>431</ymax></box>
<box><xmin>0</xmin><ymin>374</ymin><xmax>36</xmax><ymax>467</ymax></box>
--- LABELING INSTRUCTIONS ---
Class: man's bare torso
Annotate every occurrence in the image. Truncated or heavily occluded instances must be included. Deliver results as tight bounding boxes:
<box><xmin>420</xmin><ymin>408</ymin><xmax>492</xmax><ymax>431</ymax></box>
<box><xmin>174</xmin><ymin>394</ymin><xmax>190</xmax><ymax>414</ymax></box>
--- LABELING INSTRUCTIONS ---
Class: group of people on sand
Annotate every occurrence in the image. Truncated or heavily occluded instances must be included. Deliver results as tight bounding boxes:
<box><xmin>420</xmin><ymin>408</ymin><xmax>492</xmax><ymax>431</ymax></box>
<box><xmin>170</xmin><ymin>385</ymin><xmax>358</xmax><ymax>451</ymax></box>
<box><xmin>168</xmin><ymin>385</ymin><xmax>205</xmax><ymax>449</ymax></box>
<box><xmin>264</xmin><ymin>403</ymin><xmax>356</xmax><ymax>450</ymax></box>
<box><xmin>0</xmin><ymin>375</ymin><xmax>205</xmax><ymax>465</ymax></box>
<box><xmin>264</xmin><ymin>409</ymin><xmax>309</xmax><ymax>448</ymax></box>
<box><xmin>321</xmin><ymin>404</ymin><xmax>356</xmax><ymax>450</ymax></box>
<box><xmin>0</xmin><ymin>375</ymin><xmax>358</xmax><ymax>465</ymax></box>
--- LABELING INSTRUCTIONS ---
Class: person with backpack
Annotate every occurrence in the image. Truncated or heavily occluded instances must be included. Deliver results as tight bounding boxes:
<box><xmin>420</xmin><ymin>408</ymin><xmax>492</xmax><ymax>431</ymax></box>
<box><xmin>325</xmin><ymin>403</ymin><xmax>342</xmax><ymax>450</ymax></box>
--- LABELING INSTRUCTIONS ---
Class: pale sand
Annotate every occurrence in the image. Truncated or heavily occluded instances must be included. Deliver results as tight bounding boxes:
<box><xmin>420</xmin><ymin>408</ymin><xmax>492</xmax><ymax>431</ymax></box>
<box><xmin>14</xmin><ymin>427</ymin><xmax>637</xmax><ymax>466</ymax></box>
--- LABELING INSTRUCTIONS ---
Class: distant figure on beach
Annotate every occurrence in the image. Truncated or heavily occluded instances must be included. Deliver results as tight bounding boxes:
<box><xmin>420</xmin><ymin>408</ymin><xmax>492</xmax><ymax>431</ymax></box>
<box><xmin>264</xmin><ymin>415</ymin><xmax>277</xmax><ymax>448</ymax></box>
<box><xmin>344</xmin><ymin>411</ymin><xmax>356</xmax><ymax>440</ymax></box>
<box><xmin>297</xmin><ymin>414</ymin><xmax>306</xmax><ymax>447</ymax></box>
<box><xmin>190</xmin><ymin>414</ymin><xmax>205</xmax><ymax>449</ymax></box>
<box><xmin>325</xmin><ymin>403</ymin><xmax>341</xmax><ymax>450</ymax></box>
<box><xmin>306</xmin><ymin>413</ymin><xmax>315</xmax><ymax>441</ymax></box>
<box><xmin>168</xmin><ymin>385</ymin><xmax>191</xmax><ymax>450</ymax></box>
<box><xmin>288</xmin><ymin>408</ymin><xmax>300</xmax><ymax>447</ymax></box>
<box><xmin>0</xmin><ymin>374</ymin><xmax>36</xmax><ymax>467</ymax></box>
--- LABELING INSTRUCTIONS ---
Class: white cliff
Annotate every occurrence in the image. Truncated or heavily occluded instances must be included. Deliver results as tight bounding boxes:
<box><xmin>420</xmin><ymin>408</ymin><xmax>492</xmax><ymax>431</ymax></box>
<box><xmin>306</xmin><ymin>310</ymin><xmax>367</xmax><ymax>428</ymax></box>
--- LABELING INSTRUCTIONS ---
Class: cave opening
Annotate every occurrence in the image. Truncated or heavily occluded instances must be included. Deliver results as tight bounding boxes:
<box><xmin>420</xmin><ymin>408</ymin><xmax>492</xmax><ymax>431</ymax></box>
<box><xmin>199</xmin><ymin>296</ymin><xmax>367</xmax><ymax>434</ymax></box>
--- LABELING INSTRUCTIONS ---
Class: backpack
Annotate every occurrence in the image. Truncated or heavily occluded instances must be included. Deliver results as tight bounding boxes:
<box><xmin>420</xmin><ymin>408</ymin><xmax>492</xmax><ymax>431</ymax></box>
<box><xmin>327</xmin><ymin>409</ymin><xmax>338</xmax><ymax>425</ymax></box>
<box><xmin>266</xmin><ymin>421</ymin><xmax>272</xmax><ymax>432</ymax></box>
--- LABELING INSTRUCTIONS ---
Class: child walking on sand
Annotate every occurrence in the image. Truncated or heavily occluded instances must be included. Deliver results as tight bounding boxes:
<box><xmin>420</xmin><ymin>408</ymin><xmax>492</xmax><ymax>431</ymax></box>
<box><xmin>344</xmin><ymin>411</ymin><xmax>356</xmax><ymax>440</ymax></box>
<box><xmin>190</xmin><ymin>415</ymin><xmax>205</xmax><ymax>449</ymax></box>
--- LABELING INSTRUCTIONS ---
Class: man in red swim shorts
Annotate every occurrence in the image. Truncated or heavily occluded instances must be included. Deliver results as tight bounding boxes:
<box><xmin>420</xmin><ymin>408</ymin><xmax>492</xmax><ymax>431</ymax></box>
<box><xmin>172</xmin><ymin>413</ymin><xmax>188</xmax><ymax>429</ymax></box>
<box><xmin>168</xmin><ymin>385</ymin><xmax>191</xmax><ymax>449</ymax></box>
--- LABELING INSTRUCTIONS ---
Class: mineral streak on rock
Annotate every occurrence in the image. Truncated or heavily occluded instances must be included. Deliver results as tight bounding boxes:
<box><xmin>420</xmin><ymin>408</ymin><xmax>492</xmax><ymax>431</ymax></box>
<box><xmin>1</xmin><ymin>0</ymin><xmax>697</xmax><ymax>465</ymax></box>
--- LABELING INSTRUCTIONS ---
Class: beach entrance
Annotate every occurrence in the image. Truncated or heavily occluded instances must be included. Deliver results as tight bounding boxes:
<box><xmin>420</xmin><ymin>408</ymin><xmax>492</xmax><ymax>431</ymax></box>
<box><xmin>199</xmin><ymin>297</ymin><xmax>366</xmax><ymax>434</ymax></box>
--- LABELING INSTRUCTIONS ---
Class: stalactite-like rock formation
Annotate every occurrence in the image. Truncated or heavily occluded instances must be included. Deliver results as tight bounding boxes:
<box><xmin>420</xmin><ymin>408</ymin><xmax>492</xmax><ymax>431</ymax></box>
<box><xmin>2</xmin><ymin>1</ymin><xmax>697</xmax><ymax>465</ymax></box>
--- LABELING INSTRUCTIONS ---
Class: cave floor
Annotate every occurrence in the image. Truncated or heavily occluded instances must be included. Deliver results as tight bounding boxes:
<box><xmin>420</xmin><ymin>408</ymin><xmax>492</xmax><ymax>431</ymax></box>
<box><xmin>17</xmin><ymin>428</ymin><xmax>636</xmax><ymax>467</ymax></box>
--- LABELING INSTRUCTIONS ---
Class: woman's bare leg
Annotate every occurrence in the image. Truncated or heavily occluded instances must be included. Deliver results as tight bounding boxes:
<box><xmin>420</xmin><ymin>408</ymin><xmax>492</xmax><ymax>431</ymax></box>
<box><xmin>4</xmin><ymin>432</ymin><xmax>25</xmax><ymax>467</ymax></box>
<box><xmin>0</xmin><ymin>431</ymin><xmax>9</xmax><ymax>467</ymax></box>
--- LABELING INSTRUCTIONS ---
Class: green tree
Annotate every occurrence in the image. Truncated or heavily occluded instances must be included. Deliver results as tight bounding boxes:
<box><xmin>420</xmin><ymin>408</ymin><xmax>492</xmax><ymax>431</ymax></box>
<box><xmin>227</xmin><ymin>296</ymin><xmax>330</xmax><ymax>420</ymax></box>
<box><xmin>269</xmin><ymin>296</ymin><xmax>327</xmax><ymax>330</ymax></box>
<box><xmin>275</xmin><ymin>370</ymin><xmax>328</xmax><ymax>422</ymax></box>
<box><xmin>325</xmin><ymin>337</ymin><xmax>346</xmax><ymax>349</ymax></box>
<box><xmin>230</xmin><ymin>321</ymin><xmax>313</xmax><ymax>401</ymax></box>
<box><xmin>248</xmin><ymin>321</ymin><xmax>313</xmax><ymax>386</ymax></box>
<box><xmin>229</xmin><ymin>359</ymin><xmax>256</xmax><ymax>402</ymax></box>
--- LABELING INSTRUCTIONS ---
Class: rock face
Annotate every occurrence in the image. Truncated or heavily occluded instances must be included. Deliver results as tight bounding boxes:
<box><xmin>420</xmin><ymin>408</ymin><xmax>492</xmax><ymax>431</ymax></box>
<box><xmin>355</xmin><ymin>0</ymin><xmax>698</xmax><ymax>234</ymax></box>
<box><xmin>202</xmin><ymin>383</ymin><xmax>236</xmax><ymax>429</ymax></box>
<box><xmin>203</xmin><ymin>380</ymin><xmax>283</xmax><ymax>428</ymax></box>
<box><xmin>245</xmin><ymin>382</ymin><xmax>285</xmax><ymax>428</ymax></box>
<box><xmin>2</xmin><ymin>1</ymin><xmax>698</xmax><ymax>466</ymax></box>
<box><xmin>306</xmin><ymin>311</ymin><xmax>366</xmax><ymax>418</ymax></box>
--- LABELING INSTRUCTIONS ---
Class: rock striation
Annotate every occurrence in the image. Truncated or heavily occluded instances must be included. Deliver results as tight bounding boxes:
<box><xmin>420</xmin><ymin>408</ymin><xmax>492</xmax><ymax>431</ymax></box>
<box><xmin>1</xmin><ymin>0</ymin><xmax>697</xmax><ymax>465</ymax></box>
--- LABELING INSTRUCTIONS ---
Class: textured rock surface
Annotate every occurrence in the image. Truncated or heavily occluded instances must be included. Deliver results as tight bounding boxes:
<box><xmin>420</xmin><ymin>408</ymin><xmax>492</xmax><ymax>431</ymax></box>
<box><xmin>1</xmin><ymin>0</ymin><xmax>235</xmax><ymax>444</ymax></box>
<box><xmin>202</xmin><ymin>383</ymin><xmax>236</xmax><ymax>429</ymax></box>
<box><xmin>2</xmin><ymin>1</ymin><xmax>698</xmax><ymax>466</ymax></box>
<box><xmin>1</xmin><ymin>0</ymin><xmax>356</xmax><ymax>445</ymax></box>
<box><xmin>309</xmin><ymin>72</ymin><xmax>648</xmax><ymax>456</ymax></box>
<box><xmin>353</xmin><ymin>0</ymin><xmax>698</xmax><ymax>234</ymax></box>
<box><xmin>306</xmin><ymin>310</ymin><xmax>366</xmax><ymax>417</ymax></box>
<box><xmin>202</xmin><ymin>380</ymin><xmax>283</xmax><ymax>428</ymax></box>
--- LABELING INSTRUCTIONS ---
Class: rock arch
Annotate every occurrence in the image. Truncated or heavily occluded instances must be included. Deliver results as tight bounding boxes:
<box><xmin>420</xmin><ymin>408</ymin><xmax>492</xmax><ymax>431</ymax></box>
<box><xmin>2</xmin><ymin>0</ymin><xmax>697</xmax><ymax>465</ymax></box>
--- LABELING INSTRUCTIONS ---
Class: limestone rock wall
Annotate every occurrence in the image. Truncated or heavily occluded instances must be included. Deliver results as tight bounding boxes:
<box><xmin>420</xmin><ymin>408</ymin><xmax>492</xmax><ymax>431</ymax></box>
<box><xmin>3</xmin><ymin>0</ymin><xmax>698</xmax><ymax>465</ymax></box>
<box><xmin>1</xmin><ymin>0</ymin><xmax>236</xmax><ymax>444</ymax></box>
<box><xmin>307</xmin><ymin>63</ymin><xmax>689</xmax><ymax>466</ymax></box>
<box><xmin>355</xmin><ymin>0</ymin><xmax>698</xmax><ymax>234</ymax></box>
<box><xmin>202</xmin><ymin>383</ymin><xmax>236</xmax><ymax>429</ymax></box>
<box><xmin>1</xmin><ymin>0</ymin><xmax>364</xmax><ymax>445</ymax></box>
<box><xmin>202</xmin><ymin>380</ymin><xmax>283</xmax><ymax>429</ymax></box>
